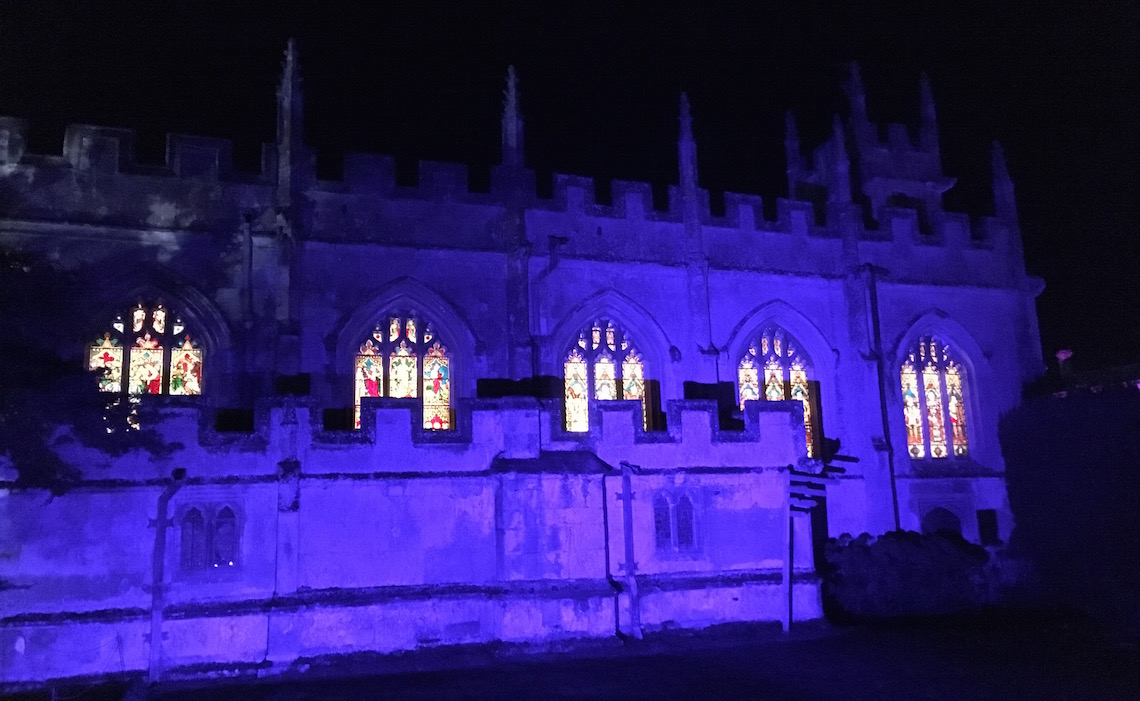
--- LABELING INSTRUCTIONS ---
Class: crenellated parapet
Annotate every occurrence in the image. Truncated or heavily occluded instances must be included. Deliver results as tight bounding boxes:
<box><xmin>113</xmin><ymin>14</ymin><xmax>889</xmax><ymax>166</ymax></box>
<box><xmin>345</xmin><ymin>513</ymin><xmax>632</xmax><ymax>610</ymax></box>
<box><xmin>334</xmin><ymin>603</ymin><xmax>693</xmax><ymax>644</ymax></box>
<box><xmin>0</xmin><ymin>61</ymin><xmax>1027</xmax><ymax>285</ymax></box>
<box><xmin>34</xmin><ymin>396</ymin><xmax>810</xmax><ymax>485</ymax></box>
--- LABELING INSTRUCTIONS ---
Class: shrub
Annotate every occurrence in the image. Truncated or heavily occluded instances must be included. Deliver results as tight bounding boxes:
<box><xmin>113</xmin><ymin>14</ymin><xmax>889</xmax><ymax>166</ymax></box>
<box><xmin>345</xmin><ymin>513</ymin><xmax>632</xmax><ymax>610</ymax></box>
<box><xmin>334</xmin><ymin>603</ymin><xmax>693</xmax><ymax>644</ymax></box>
<box><xmin>823</xmin><ymin>530</ymin><xmax>991</xmax><ymax>620</ymax></box>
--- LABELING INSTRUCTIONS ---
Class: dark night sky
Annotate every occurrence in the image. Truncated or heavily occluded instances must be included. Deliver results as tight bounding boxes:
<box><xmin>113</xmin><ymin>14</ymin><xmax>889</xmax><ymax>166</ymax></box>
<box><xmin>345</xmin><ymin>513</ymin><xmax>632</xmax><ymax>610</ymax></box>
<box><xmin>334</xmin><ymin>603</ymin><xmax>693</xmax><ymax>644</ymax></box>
<box><xmin>2</xmin><ymin>2</ymin><xmax>1137</xmax><ymax>371</ymax></box>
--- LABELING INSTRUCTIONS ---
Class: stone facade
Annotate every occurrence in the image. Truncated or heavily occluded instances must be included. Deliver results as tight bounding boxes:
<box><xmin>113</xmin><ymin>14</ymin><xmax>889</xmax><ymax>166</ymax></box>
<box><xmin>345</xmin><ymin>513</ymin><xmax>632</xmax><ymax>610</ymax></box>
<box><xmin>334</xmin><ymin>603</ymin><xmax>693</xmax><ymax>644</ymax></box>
<box><xmin>0</xmin><ymin>46</ymin><xmax>1041</xmax><ymax>684</ymax></box>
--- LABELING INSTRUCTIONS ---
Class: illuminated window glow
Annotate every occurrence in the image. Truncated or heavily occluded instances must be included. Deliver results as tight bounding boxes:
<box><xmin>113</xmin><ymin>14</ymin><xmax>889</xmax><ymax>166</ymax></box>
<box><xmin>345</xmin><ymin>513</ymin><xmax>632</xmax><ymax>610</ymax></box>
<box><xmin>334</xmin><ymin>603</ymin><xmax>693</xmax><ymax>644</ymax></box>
<box><xmin>563</xmin><ymin>320</ymin><xmax>647</xmax><ymax>432</ymax></box>
<box><xmin>901</xmin><ymin>337</ymin><xmax>968</xmax><ymax>459</ymax></box>
<box><xmin>353</xmin><ymin>315</ymin><xmax>453</xmax><ymax>430</ymax></box>
<box><xmin>89</xmin><ymin>303</ymin><xmax>204</xmax><ymax>429</ymax></box>
<box><xmin>738</xmin><ymin>327</ymin><xmax>816</xmax><ymax>457</ymax></box>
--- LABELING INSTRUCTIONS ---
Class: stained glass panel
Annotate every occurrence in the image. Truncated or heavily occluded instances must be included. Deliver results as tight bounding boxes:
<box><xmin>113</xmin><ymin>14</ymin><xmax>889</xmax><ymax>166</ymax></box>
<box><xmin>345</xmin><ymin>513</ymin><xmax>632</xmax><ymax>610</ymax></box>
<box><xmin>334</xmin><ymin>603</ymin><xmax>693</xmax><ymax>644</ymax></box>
<box><xmin>422</xmin><ymin>342</ymin><xmax>451</xmax><ymax>430</ymax></box>
<box><xmin>564</xmin><ymin>349</ymin><xmax>589</xmax><ymax>432</ymax></box>
<box><xmin>789</xmin><ymin>361</ymin><xmax>813</xmax><ymax>458</ymax></box>
<box><xmin>128</xmin><ymin>334</ymin><xmax>164</xmax><ymax>395</ymax></box>
<box><xmin>354</xmin><ymin>340</ymin><xmax>382</xmax><ymax>429</ymax></box>
<box><xmin>152</xmin><ymin>305</ymin><xmax>167</xmax><ymax>334</ymax></box>
<box><xmin>606</xmin><ymin>323</ymin><xmax>616</xmax><ymax>351</ymax></box>
<box><xmin>591</xmin><ymin>323</ymin><xmax>601</xmax><ymax>350</ymax></box>
<box><xmin>594</xmin><ymin>355</ymin><xmax>617</xmax><ymax>401</ymax></box>
<box><xmin>923</xmin><ymin>362</ymin><xmax>947</xmax><ymax>458</ymax></box>
<box><xmin>621</xmin><ymin>351</ymin><xmax>645</xmax><ymax>401</ymax></box>
<box><xmin>89</xmin><ymin>334</ymin><xmax>123</xmax><ymax>393</ymax></box>
<box><xmin>622</xmin><ymin>350</ymin><xmax>647</xmax><ymax>430</ymax></box>
<box><xmin>901</xmin><ymin>359</ymin><xmax>924</xmax><ymax>458</ymax></box>
<box><xmin>764</xmin><ymin>359</ymin><xmax>785</xmax><ymax>401</ymax></box>
<box><xmin>168</xmin><ymin>337</ymin><xmax>203</xmax><ymax>396</ymax></box>
<box><xmin>738</xmin><ymin>357</ymin><xmax>760</xmax><ymax>409</ymax></box>
<box><xmin>131</xmin><ymin>304</ymin><xmax>146</xmax><ymax>333</ymax></box>
<box><xmin>406</xmin><ymin>318</ymin><xmax>417</xmax><ymax>344</ymax></box>
<box><xmin>946</xmin><ymin>362</ymin><xmax>968</xmax><ymax>456</ymax></box>
<box><xmin>389</xmin><ymin>317</ymin><xmax>400</xmax><ymax>342</ymax></box>
<box><xmin>388</xmin><ymin>342</ymin><xmax>418</xmax><ymax>398</ymax></box>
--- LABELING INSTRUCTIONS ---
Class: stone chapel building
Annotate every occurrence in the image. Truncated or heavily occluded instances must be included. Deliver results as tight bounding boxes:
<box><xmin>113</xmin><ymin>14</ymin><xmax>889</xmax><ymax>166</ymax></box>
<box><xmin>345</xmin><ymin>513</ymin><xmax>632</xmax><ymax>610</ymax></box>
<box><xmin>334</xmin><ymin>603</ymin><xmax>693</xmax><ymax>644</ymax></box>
<box><xmin>0</xmin><ymin>44</ymin><xmax>1042</xmax><ymax>683</ymax></box>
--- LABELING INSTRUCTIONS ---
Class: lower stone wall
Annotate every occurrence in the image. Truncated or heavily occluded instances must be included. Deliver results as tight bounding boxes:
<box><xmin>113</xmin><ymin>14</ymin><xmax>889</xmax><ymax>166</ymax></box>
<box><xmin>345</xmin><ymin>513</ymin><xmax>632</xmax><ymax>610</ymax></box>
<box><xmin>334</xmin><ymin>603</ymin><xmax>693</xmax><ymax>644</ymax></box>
<box><xmin>1</xmin><ymin>575</ymin><xmax>820</xmax><ymax>684</ymax></box>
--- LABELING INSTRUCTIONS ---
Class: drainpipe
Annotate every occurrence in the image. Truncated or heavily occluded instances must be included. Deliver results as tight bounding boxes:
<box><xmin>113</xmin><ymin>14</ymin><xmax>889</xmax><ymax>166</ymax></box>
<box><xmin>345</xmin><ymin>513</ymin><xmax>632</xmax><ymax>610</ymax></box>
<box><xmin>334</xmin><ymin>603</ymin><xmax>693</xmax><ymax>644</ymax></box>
<box><xmin>617</xmin><ymin>460</ymin><xmax>643</xmax><ymax>640</ymax></box>
<box><xmin>863</xmin><ymin>264</ymin><xmax>901</xmax><ymax>530</ymax></box>
<box><xmin>599</xmin><ymin>469</ymin><xmax>622</xmax><ymax>637</ymax></box>
<box><xmin>148</xmin><ymin>468</ymin><xmax>185</xmax><ymax>684</ymax></box>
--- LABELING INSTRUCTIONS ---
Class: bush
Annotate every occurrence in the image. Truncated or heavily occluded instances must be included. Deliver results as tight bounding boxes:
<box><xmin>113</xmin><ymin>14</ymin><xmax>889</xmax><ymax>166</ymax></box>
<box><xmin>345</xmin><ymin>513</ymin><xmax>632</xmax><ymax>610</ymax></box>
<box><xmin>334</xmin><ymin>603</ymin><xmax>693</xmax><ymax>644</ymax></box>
<box><xmin>823</xmin><ymin>530</ymin><xmax>991</xmax><ymax>621</ymax></box>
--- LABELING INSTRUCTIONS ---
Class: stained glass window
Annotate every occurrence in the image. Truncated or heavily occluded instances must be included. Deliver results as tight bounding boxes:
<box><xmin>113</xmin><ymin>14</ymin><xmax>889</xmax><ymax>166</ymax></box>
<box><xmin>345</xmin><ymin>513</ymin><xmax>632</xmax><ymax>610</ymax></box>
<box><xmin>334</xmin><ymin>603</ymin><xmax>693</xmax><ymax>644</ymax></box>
<box><xmin>422</xmin><ymin>342</ymin><xmax>451</xmax><ymax>430</ymax></box>
<box><xmin>563</xmin><ymin>349</ymin><xmax>590</xmax><ymax>433</ymax></box>
<box><xmin>901</xmin><ymin>359</ymin><xmax>924</xmax><ymax>458</ymax></box>
<box><xmin>738</xmin><ymin>327</ymin><xmax>817</xmax><ymax>457</ymax></box>
<box><xmin>900</xmin><ymin>337</ymin><xmax>968</xmax><ymax>459</ymax></box>
<box><xmin>563</xmin><ymin>320</ymin><xmax>647</xmax><ymax>432</ymax></box>
<box><xmin>389</xmin><ymin>342</ymin><xmax>418</xmax><ymax>399</ymax></box>
<box><xmin>594</xmin><ymin>355</ymin><xmax>617</xmax><ymax>401</ymax></box>
<box><xmin>353</xmin><ymin>314</ymin><xmax>453</xmax><ymax>430</ymax></box>
<box><xmin>89</xmin><ymin>303</ymin><xmax>205</xmax><ymax>419</ymax></box>
<box><xmin>169</xmin><ymin>337</ymin><xmax>203</xmax><ymax>396</ymax></box>
<box><xmin>946</xmin><ymin>362</ymin><xmax>968</xmax><ymax>456</ymax></box>
<box><xmin>89</xmin><ymin>334</ymin><xmax>123</xmax><ymax>393</ymax></box>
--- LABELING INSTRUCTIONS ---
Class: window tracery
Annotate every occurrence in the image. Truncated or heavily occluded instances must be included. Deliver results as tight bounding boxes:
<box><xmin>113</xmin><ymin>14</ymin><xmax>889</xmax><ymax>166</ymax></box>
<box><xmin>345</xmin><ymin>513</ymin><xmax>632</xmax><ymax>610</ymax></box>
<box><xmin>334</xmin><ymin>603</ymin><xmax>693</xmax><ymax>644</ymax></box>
<box><xmin>89</xmin><ymin>302</ymin><xmax>203</xmax><ymax>429</ymax></box>
<box><xmin>900</xmin><ymin>336</ymin><xmax>968</xmax><ymax>459</ymax></box>
<box><xmin>738</xmin><ymin>327</ymin><xmax>817</xmax><ymax>457</ymax></box>
<box><xmin>563</xmin><ymin>320</ymin><xmax>647</xmax><ymax>432</ymax></box>
<box><xmin>354</xmin><ymin>314</ymin><xmax>452</xmax><ymax>430</ymax></box>
<box><xmin>653</xmin><ymin>491</ymin><xmax>698</xmax><ymax>552</ymax></box>
<box><xmin>180</xmin><ymin>505</ymin><xmax>238</xmax><ymax>571</ymax></box>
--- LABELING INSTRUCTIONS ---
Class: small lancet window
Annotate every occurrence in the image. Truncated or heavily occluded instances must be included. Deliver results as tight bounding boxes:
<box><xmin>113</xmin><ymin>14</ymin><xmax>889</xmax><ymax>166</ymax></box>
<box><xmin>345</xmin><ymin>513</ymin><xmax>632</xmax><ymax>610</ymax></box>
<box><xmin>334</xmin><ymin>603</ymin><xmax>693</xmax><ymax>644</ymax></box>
<box><xmin>654</xmin><ymin>492</ymin><xmax>698</xmax><ymax>552</ymax></box>
<box><xmin>738</xmin><ymin>327</ymin><xmax>817</xmax><ymax>457</ymax></box>
<box><xmin>653</xmin><ymin>494</ymin><xmax>672</xmax><ymax>549</ymax></box>
<box><xmin>89</xmin><ymin>303</ymin><xmax>204</xmax><ymax>428</ymax></box>
<box><xmin>180</xmin><ymin>509</ymin><xmax>207</xmax><ymax>571</ymax></box>
<box><xmin>563</xmin><ymin>319</ymin><xmax>648</xmax><ymax>432</ymax></box>
<box><xmin>353</xmin><ymin>314</ymin><xmax>453</xmax><ymax>430</ymax></box>
<box><xmin>900</xmin><ymin>337</ymin><xmax>968</xmax><ymax>459</ymax></box>
<box><xmin>213</xmin><ymin>507</ymin><xmax>237</xmax><ymax>568</ymax></box>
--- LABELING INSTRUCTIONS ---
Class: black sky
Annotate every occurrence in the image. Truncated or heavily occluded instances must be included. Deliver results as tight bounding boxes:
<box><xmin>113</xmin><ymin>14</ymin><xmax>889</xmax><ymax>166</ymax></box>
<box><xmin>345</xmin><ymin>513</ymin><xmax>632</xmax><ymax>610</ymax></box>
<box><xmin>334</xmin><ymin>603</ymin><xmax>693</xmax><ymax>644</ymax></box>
<box><xmin>2</xmin><ymin>2</ymin><xmax>1137</xmax><ymax>371</ymax></box>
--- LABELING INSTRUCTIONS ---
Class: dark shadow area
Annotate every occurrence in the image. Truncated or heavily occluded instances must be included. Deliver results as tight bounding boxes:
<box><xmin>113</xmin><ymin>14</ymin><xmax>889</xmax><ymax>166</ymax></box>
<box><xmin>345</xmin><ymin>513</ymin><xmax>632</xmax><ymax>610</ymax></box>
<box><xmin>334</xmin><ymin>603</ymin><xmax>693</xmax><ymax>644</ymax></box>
<box><xmin>214</xmin><ymin>408</ymin><xmax>254</xmax><ymax>433</ymax></box>
<box><xmin>682</xmin><ymin>381</ymin><xmax>741</xmax><ymax>430</ymax></box>
<box><xmin>476</xmin><ymin>376</ymin><xmax>561</xmax><ymax>400</ymax></box>
<box><xmin>274</xmin><ymin>374</ymin><xmax>311</xmax><ymax>396</ymax></box>
<box><xmin>1000</xmin><ymin>387</ymin><xmax>1140</xmax><ymax>639</ymax></box>
<box><xmin>322</xmin><ymin>407</ymin><xmax>353</xmax><ymax>431</ymax></box>
<box><xmin>821</xmin><ymin>530</ymin><xmax>990</xmax><ymax>623</ymax></box>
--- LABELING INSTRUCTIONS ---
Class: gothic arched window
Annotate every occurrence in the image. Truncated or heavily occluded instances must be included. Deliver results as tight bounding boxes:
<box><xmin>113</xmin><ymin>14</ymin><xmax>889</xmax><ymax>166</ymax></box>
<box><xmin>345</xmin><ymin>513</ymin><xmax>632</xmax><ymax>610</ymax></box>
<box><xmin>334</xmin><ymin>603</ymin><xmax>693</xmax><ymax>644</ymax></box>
<box><xmin>900</xmin><ymin>336</ymin><xmax>968</xmax><ymax>459</ymax></box>
<box><xmin>213</xmin><ymin>507</ymin><xmax>237</xmax><ymax>568</ymax></box>
<box><xmin>88</xmin><ymin>302</ymin><xmax>204</xmax><ymax>411</ymax></box>
<box><xmin>180</xmin><ymin>508</ymin><xmax>206</xmax><ymax>571</ymax></box>
<box><xmin>354</xmin><ymin>314</ymin><xmax>452</xmax><ymax>430</ymax></box>
<box><xmin>737</xmin><ymin>327</ymin><xmax>817</xmax><ymax>457</ymax></box>
<box><xmin>563</xmin><ymin>320</ymin><xmax>647</xmax><ymax>432</ymax></box>
<box><xmin>653</xmin><ymin>492</ymin><xmax>698</xmax><ymax>553</ymax></box>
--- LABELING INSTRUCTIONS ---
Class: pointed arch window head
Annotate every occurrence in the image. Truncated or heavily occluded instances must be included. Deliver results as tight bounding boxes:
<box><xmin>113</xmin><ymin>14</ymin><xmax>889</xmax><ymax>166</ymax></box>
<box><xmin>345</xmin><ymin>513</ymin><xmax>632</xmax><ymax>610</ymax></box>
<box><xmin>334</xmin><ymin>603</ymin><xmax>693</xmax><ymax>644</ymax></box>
<box><xmin>89</xmin><ymin>302</ymin><xmax>204</xmax><ymax>421</ymax></box>
<box><xmin>353</xmin><ymin>314</ymin><xmax>452</xmax><ymax>430</ymax></box>
<box><xmin>563</xmin><ymin>319</ymin><xmax>647</xmax><ymax>432</ymax></box>
<box><xmin>738</xmin><ymin>327</ymin><xmax>817</xmax><ymax>457</ymax></box>
<box><xmin>901</xmin><ymin>337</ymin><xmax>968</xmax><ymax>459</ymax></box>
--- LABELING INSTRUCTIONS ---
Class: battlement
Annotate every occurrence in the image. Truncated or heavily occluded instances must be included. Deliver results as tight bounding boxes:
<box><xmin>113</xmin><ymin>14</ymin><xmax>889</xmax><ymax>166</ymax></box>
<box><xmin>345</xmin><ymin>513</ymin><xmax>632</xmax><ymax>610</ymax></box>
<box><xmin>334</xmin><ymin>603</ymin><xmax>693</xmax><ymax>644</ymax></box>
<box><xmin>0</xmin><ymin>59</ymin><xmax>1024</xmax><ymax>283</ymax></box>
<box><xmin>36</xmin><ymin>397</ymin><xmax>809</xmax><ymax>484</ymax></box>
<box><xmin>0</xmin><ymin>117</ymin><xmax>266</xmax><ymax>182</ymax></box>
